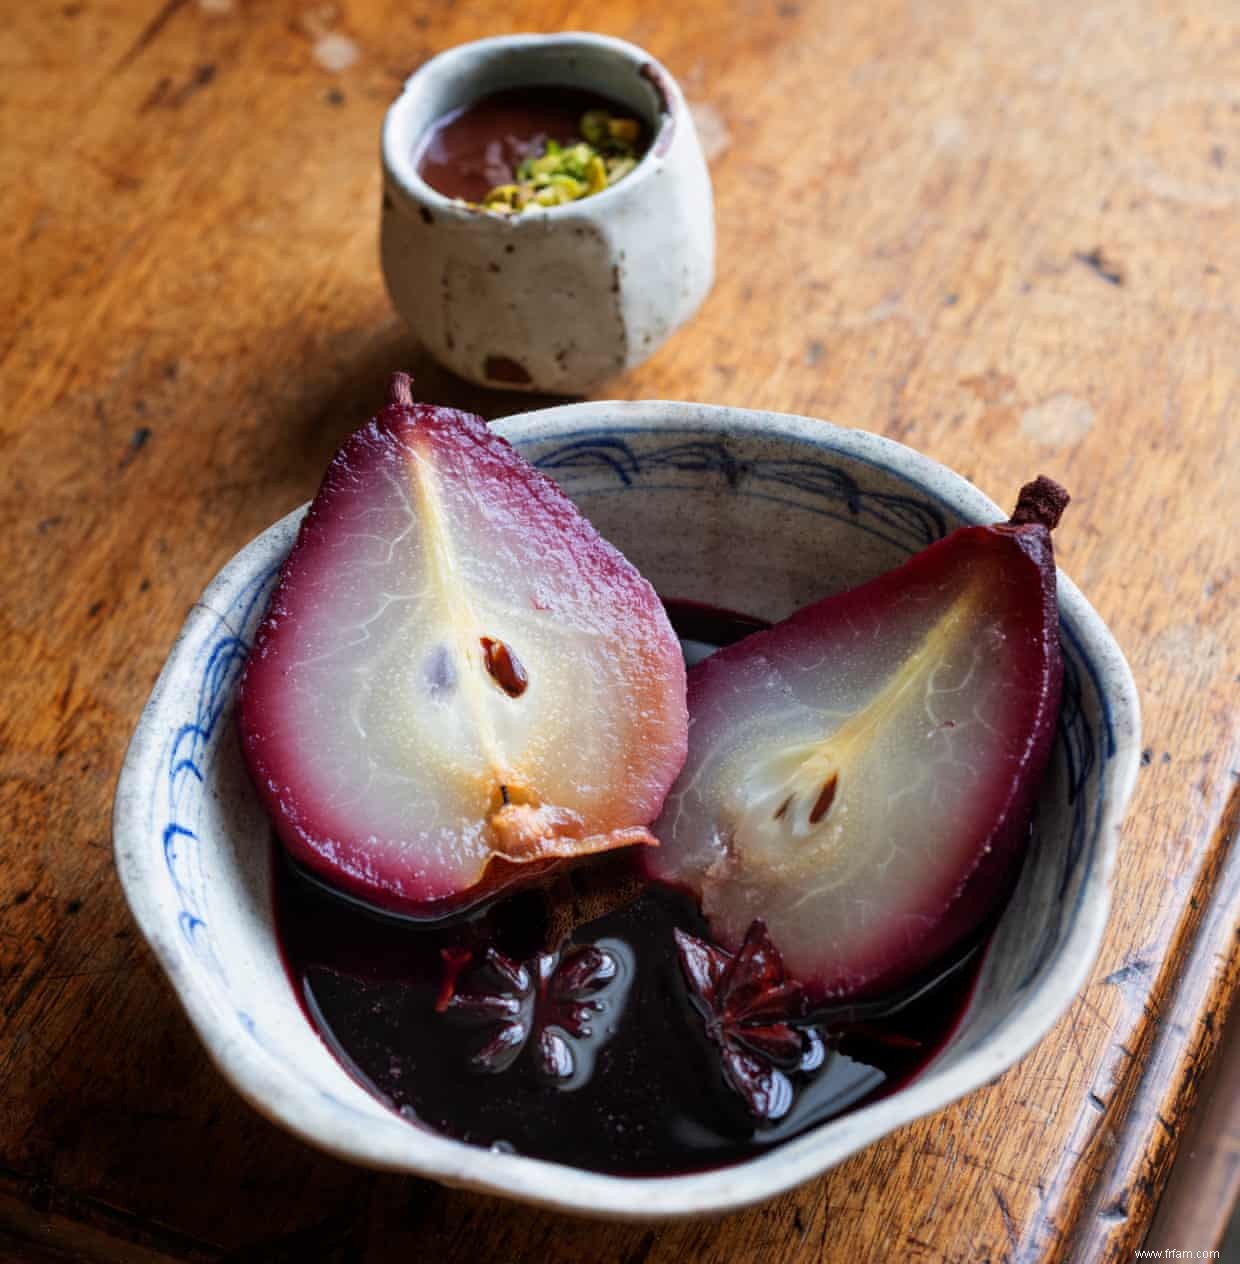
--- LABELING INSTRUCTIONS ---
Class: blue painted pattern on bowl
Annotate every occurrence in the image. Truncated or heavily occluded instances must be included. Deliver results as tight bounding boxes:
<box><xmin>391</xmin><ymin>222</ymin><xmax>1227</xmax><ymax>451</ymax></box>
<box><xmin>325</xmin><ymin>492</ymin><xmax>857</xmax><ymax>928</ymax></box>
<box><xmin>113</xmin><ymin>401</ymin><xmax>1140</xmax><ymax>1218</ymax></box>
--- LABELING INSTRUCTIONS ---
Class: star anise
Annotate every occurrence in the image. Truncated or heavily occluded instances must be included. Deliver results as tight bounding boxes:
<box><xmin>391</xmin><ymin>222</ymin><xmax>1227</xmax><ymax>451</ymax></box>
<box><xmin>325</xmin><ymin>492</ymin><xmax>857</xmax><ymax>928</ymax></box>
<box><xmin>445</xmin><ymin>943</ymin><xmax>620</xmax><ymax>1082</ymax></box>
<box><xmin>674</xmin><ymin>919</ymin><xmax>812</xmax><ymax>1122</ymax></box>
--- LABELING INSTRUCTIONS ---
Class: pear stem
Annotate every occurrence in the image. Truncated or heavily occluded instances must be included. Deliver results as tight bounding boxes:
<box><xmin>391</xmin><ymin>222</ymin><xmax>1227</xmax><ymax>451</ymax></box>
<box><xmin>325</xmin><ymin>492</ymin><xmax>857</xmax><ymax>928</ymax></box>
<box><xmin>1010</xmin><ymin>475</ymin><xmax>1070</xmax><ymax>530</ymax></box>
<box><xmin>388</xmin><ymin>372</ymin><xmax>414</xmax><ymax>407</ymax></box>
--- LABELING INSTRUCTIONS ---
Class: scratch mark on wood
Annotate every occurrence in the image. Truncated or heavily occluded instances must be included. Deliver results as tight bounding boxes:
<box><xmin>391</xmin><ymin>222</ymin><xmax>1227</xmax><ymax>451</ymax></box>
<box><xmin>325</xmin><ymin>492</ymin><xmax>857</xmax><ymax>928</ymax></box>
<box><xmin>1066</xmin><ymin>1006</ymin><xmax>1089</xmax><ymax>1075</ymax></box>
<box><xmin>815</xmin><ymin>1184</ymin><xmax>831</xmax><ymax>1262</ymax></box>
<box><xmin>119</xmin><ymin>425</ymin><xmax>153</xmax><ymax>468</ymax></box>
<box><xmin>993</xmin><ymin>1184</ymin><xmax>1018</xmax><ymax>1251</ymax></box>
<box><xmin>114</xmin><ymin>0</ymin><xmax>191</xmax><ymax>72</ymax></box>
<box><xmin>139</xmin><ymin>76</ymin><xmax>172</xmax><ymax>112</ymax></box>
<box><xmin>1075</xmin><ymin>992</ymin><xmax>1115</xmax><ymax>1030</ymax></box>
<box><xmin>57</xmin><ymin>663</ymin><xmax>78</xmax><ymax>715</ymax></box>
<box><xmin>0</xmin><ymin>1161</ymin><xmax>220</xmax><ymax>1259</ymax></box>
<box><xmin>956</xmin><ymin>1153</ymin><xmax>1042</xmax><ymax>1188</ymax></box>
<box><xmin>1073</xmin><ymin>247</ymin><xmax>1125</xmax><ymax>286</ymax></box>
<box><xmin>621</xmin><ymin>1229</ymin><xmax>656</xmax><ymax>1264</ymax></box>
<box><xmin>42</xmin><ymin>965</ymin><xmax>137</xmax><ymax>981</ymax></box>
<box><xmin>140</xmin><ymin>64</ymin><xmax>216</xmax><ymax>112</ymax></box>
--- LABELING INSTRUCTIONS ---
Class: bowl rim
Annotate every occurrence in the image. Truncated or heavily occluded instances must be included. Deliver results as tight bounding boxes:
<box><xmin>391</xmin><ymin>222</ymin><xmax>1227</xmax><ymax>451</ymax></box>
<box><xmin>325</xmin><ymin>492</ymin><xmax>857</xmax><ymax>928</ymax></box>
<box><xmin>113</xmin><ymin>400</ymin><xmax>1141</xmax><ymax>1219</ymax></box>
<box><xmin>381</xmin><ymin>32</ymin><xmax>682</xmax><ymax>226</ymax></box>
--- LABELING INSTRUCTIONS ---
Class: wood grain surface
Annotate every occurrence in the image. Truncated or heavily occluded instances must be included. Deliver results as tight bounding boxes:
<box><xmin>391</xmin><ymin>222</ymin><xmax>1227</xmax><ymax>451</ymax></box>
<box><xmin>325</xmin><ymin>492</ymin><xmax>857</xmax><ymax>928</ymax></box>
<box><xmin>1145</xmin><ymin>980</ymin><xmax>1240</xmax><ymax>1255</ymax></box>
<box><xmin>3</xmin><ymin>1</ymin><xmax>1239</xmax><ymax>1260</ymax></box>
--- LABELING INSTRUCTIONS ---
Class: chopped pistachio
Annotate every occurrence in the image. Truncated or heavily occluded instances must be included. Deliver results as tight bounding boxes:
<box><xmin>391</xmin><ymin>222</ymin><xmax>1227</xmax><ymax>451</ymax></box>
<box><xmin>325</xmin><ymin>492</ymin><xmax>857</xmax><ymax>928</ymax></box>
<box><xmin>607</xmin><ymin>117</ymin><xmax>640</xmax><ymax>146</ymax></box>
<box><xmin>467</xmin><ymin>107</ymin><xmax>645</xmax><ymax>214</ymax></box>
<box><xmin>480</xmin><ymin>184</ymin><xmax>523</xmax><ymax>211</ymax></box>
<box><xmin>580</xmin><ymin>109</ymin><xmax>611</xmax><ymax>147</ymax></box>
<box><xmin>605</xmin><ymin>156</ymin><xmax>637</xmax><ymax>184</ymax></box>
<box><xmin>561</xmin><ymin>143</ymin><xmax>594</xmax><ymax>178</ymax></box>
<box><xmin>585</xmin><ymin>154</ymin><xmax>608</xmax><ymax>195</ymax></box>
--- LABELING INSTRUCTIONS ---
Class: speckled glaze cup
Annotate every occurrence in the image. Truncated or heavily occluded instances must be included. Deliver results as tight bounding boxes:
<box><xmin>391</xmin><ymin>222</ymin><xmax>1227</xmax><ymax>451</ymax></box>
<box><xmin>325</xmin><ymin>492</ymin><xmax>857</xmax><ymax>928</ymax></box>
<box><xmin>380</xmin><ymin>34</ymin><xmax>715</xmax><ymax>394</ymax></box>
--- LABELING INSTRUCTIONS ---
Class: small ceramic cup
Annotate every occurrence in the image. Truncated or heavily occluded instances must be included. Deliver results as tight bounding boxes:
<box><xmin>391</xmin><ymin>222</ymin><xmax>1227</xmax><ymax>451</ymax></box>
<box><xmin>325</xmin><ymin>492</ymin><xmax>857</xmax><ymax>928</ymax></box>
<box><xmin>380</xmin><ymin>33</ymin><xmax>715</xmax><ymax>394</ymax></box>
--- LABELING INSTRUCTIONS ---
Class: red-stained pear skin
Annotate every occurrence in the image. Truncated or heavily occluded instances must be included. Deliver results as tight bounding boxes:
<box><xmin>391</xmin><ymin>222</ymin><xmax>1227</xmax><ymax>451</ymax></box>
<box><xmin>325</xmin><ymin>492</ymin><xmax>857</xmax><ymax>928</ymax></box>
<box><xmin>647</xmin><ymin>478</ymin><xmax>1069</xmax><ymax>1002</ymax></box>
<box><xmin>239</xmin><ymin>374</ymin><xmax>687</xmax><ymax>917</ymax></box>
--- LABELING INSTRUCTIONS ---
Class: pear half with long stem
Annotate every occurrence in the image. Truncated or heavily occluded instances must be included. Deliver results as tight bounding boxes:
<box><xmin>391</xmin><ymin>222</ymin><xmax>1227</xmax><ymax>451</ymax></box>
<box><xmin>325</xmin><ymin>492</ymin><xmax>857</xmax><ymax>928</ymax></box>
<box><xmin>239</xmin><ymin>375</ymin><xmax>687</xmax><ymax>918</ymax></box>
<box><xmin>647</xmin><ymin>479</ymin><xmax>1069</xmax><ymax>1001</ymax></box>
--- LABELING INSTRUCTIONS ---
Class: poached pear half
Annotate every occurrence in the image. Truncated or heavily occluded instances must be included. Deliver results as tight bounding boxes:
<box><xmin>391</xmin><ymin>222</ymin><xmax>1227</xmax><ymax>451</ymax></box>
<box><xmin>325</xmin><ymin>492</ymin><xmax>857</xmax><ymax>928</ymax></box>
<box><xmin>647</xmin><ymin>479</ymin><xmax>1069</xmax><ymax>1001</ymax></box>
<box><xmin>239</xmin><ymin>376</ymin><xmax>687</xmax><ymax>917</ymax></box>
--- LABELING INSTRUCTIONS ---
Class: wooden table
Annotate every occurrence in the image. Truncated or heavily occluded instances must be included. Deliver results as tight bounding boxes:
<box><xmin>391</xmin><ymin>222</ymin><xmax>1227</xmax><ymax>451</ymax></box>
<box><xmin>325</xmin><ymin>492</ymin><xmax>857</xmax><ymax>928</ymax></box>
<box><xmin>3</xmin><ymin>1</ymin><xmax>1238</xmax><ymax>1260</ymax></box>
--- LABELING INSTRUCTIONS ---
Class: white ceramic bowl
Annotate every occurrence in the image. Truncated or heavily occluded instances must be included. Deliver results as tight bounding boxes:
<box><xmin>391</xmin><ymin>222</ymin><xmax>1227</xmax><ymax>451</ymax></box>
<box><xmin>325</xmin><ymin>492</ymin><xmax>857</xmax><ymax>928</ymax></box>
<box><xmin>380</xmin><ymin>34</ymin><xmax>715</xmax><ymax>394</ymax></box>
<box><xmin>113</xmin><ymin>402</ymin><xmax>1140</xmax><ymax>1219</ymax></box>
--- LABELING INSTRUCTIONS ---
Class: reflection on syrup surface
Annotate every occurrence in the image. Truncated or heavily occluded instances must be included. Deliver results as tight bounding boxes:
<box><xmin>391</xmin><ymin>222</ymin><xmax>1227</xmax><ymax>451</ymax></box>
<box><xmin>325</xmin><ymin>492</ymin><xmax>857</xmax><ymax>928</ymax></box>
<box><xmin>274</xmin><ymin>599</ymin><xmax>980</xmax><ymax>1176</ymax></box>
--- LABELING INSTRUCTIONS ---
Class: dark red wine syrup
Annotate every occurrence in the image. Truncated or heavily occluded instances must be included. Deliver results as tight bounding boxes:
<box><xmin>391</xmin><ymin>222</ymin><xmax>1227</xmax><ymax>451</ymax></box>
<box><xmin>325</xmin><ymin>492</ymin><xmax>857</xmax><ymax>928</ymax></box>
<box><xmin>274</xmin><ymin>600</ymin><xmax>981</xmax><ymax>1176</ymax></box>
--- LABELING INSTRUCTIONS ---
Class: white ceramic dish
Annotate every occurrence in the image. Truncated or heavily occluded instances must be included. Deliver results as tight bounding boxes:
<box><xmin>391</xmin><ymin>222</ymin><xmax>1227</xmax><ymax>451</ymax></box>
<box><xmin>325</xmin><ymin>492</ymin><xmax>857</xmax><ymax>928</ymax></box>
<box><xmin>380</xmin><ymin>34</ymin><xmax>715</xmax><ymax>394</ymax></box>
<box><xmin>113</xmin><ymin>402</ymin><xmax>1140</xmax><ymax>1219</ymax></box>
